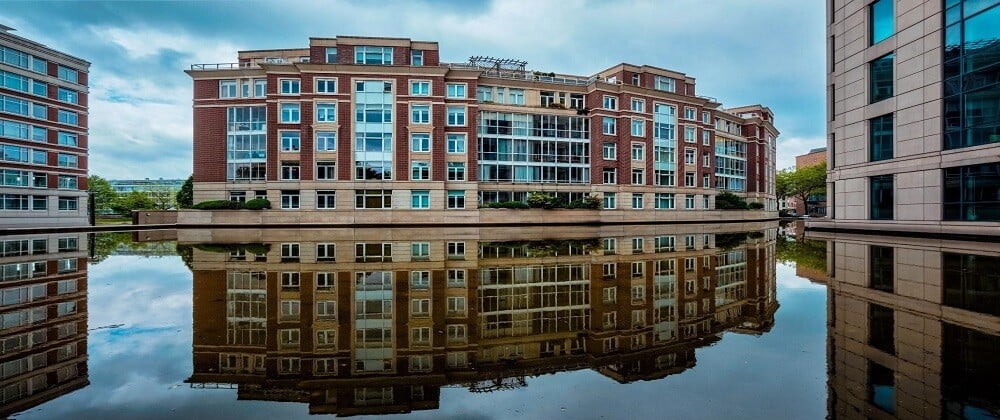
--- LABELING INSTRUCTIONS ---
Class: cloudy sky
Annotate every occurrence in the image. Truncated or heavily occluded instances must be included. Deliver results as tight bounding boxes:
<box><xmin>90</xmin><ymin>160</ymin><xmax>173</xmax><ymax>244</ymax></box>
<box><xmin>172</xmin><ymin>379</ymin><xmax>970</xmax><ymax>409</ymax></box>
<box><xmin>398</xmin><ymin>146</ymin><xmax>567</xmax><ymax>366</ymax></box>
<box><xmin>1</xmin><ymin>0</ymin><xmax>826</xmax><ymax>179</ymax></box>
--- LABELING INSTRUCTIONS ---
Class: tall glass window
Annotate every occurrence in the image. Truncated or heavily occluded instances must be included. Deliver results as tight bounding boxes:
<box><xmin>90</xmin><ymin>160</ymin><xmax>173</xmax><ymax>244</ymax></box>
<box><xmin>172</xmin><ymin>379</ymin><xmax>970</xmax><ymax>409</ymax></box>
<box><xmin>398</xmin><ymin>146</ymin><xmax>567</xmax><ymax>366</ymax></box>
<box><xmin>653</xmin><ymin>104</ymin><xmax>677</xmax><ymax>186</ymax></box>
<box><xmin>943</xmin><ymin>162</ymin><xmax>1000</xmax><ymax>221</ymax></box>
<box><xmin>943</xmin><ymin>2</ymin><xmax>1000</xmax><ymax>150</ymax></box>
<box><xmin>869</xmin><ymin>114</ymin><xmax>893</xmax><ymax>161</ymax></box>
<box><xmin>942</xmin><ymin>252</ymin><xmax>1000</xmax><ymax>316</ymax></box>
<box><xmin>870</xmin><ymin>175</ymin><xmax>894</xmax><ymax>220</ymax></box>
<box><xmin>869</xmin><ymin>245</ymin><xmax>894</xmax><ymax>292</ymax></box>
<box><xmin>869</xmin><ymin>0</ymin><xmax>894</xmax><ymax>45</ymax></box>
<box><xmin>226</xmin><ymin>106</ymin><xmax>267</xmax><ymax>181</ymax></box>
<box><xmin>354</xmin><ymin>46</ymin><xmax>393</xmax><ymax>65</ymax></box>
<box><xmin>355</xmin><ymin>81</ymin><xmax>394</xmax><ymax>180</ymax></box>
<box><xmin>869</xmin><ymin>53</ymin><xmax>893</xmax><ymax>103</ymax></box>
<box><xmin>477</xmin><ymin>112</ymin><xmax>590</xmax><ymax>184</ymax></box>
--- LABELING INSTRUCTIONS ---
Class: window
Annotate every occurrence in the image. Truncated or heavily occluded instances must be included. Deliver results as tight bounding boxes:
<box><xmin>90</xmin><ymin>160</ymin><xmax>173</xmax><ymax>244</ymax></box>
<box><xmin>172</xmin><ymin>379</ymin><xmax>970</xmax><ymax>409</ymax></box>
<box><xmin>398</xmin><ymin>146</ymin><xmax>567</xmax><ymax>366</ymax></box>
<box><xmin>411</xmin><ymin>190</ymin><xmax>429</xmax><ymax>209</ymax></box>
<box><xmin>355</xmin><ymin>243</ymin><xmax>392</xmax><ymax>262</ymax></box>
<box><xmin>411</xmin><ymin>161</ymin><xmax>429</xmax><ymax>180</ymax></box>
<box><xmin>279</xmin><ymin>79</ymin><xmax>300</xmax><ymax>95</ymax></box>
<box><xmin>411</xmin><ymin>242</ymin><xmax>429</xmax><ymax>260</ymax></box>
<box><xmin>253</xmin><ymin>79</ymin><xmax>266</xmax><ymax>97</ymax></box>
<box><xmin>325</xmin><ymin>47</ymin><xmax>338</xmax><ymax>63</ymax></box>
<box><xmin>603</xmin><ymin>95</ymin><xmax>617</xmax><ymax>110</ymax></box>
<box><xmin>220</xmin><ymin>80</ymin><xmax>237</xmax><ymax>98</ymax></box>
<box><xmin>447</xmin><ymin>190</ymin><xmax>465</xmax><ymax>209</ymax></box>
<box><xmin>57</xmin><ymin>154</ymin><xmax>78</xmax><ymax>168</ymax></box>
<box><xmin>447</xmin><ymin>269</ymin><xmax>466</xmax><ymax>287</ymax></box>
<box><xmin>570</xmin><ymin>93</ymin><xmax>584</xmax><ymax>109</ymax></box>
<box><xmin>316</xmin><ymin>78</ymin><xmax>337</xmax><ymax>94</ymax></box>
<box><xmin>280</xmin><ymin>103</ymin><xmax>300</xmax><ymax>123</ymax></box>
<box><xmin>407</xmin><ymin>104</ymin><xmax>429</xmax><ymax>124</ymax></box>
<box><xmin>316</xmin><ymin>162</ymin><xmax>336</xmax><ymax>181</ymax></box>
<box><xmin>57</xmin><ymin>66</ymin><xmax>78</xmax><ymax>83</ymax></box>
<box><xmin>280</xmin><ymin>131</ymin><xmax>300</xmax><ymax>152</ymax></box>
<box><xmin>508</xmin><ymin>89</ymin><xmax>524</xmax><ymax>105</ymax></box>
<box><xmin>411</xmin><ymin>271</ymin><xmax>430</xmax><ymax>289</ymax></box>
<box><xmin>870</xmin><ymin>175</ymin><xmax>893</xmax><ymax>220</ymax></box>
<box><xmin>281</xmin><ymin>272</ymin><xmax>300</xmax><ymax>288</ymax></box>
<box><xmin>411</xmin><ymin>327</ymin><xmax>431</xmax><ymax>345</ymax></box>
<box><xmin>603</xmin><ymin>192</ymin><xmax>616</xmax><ymax>209</ymax></box>
<box><xmin>632</xmin><ymin>169</ymin><xmax>644</xmax><ymax>185</ymax></box>
<box><xmin>685</xmin><ymin>195</ymin><xmax>695</xmax><ymax>209</ymax></box>
<box><xmin>943</xmin><ymin>163</ymin><xmax>1000</xmax><ymax>221</ymax></box>
<box><xmin>57</xmin><ymin>237</ymin><xmax>78</xmax><ymax>252</ymax></box>
<box><xmin>446</xmin><ymin>106</ymin><xmax>466</xmax><ymax>126</ymax></box>
<box><xmin>281</xmin><ymin>190</ymin><xmax>300</xmax><ymax>209</ymax></box>
<box><xmin>602</xmin><ymin>117</ymin><xmax>616</xmax><ymax>135</ymax></box>
<box><xmin>603</xmin><ymin>143</ymin><xmax>617</xmax><ymax>160</ymax></box>
<box><xmin>446</xmin><ymin>241</ymin><xmax>465</xmax><ymax>259</ymax></box>
<box><xmin>446</xmin><ymin>162</ymin><xmax>465</xmax><ymax>181</ymax></box>
<box><xmin>355</xmin><ymin>190</ymin><xmax>391</xmax><ymax>209</ymax></box>
<box><xmin>355</xmin><ymin>46</ymin><xmax>393</xmax><ymax>64</ymax></box>
<box><xmin>631</xmin><ymin>119</ymin><xmax>645</xmax><ymax>137</ymax></box>
<box><xmin>446</xmin><ymin>83</ymin><xmax>467</xmax><ymax>98</ymax></box>
<box><xmin>702</xmin><ymin>130</ymin><xmax>710</xmax><ymax>145</ymax></box>
<box><xmin>869</xmin><ymin>53</ymin><xmax>893</xmax><ymax>103</ymax></box>
<box><xmin>701</xmin><ymin>111</ymin><xmax>710</xmax><ymax>123</ymax></box>
<box><xmin>410</xmin><ymin>81</ymin><xmax>429</xmax><ymax>96</ymax></box>
<box><xmin>603</xmin><ymin>168</ymin><xmax>617</xmax><ymax>184</ymax></box>
<box><xmin>654</xmin><ymin>236</ymin><xmax>675</xmax><ymax>252</ymax></box>
<box><xmin>280</xmin><ymin>162</ymin><xmax>300</xmax><ymax>180</ymax></box>
<box><xmin>57</xmin><ymin>110</ymin><xmax>78</xmax><ymax>125</ymax></box>
<box><xmin>632</xmin><ymin>193</ymin><xmax>644</xmax><ymax>209</ymax></box>
<box><xmin>869</xmin><ymin>245</ymin><xmax>894</xmax><ymax>292</ymax></box>
<box><xmin>631</xmin><ymin>143</ymin><xmax>644</xmax><ymax>160</ymax></box>
<box><xmin>316</xmin><ymin>103</ymin><xmax>337</xmax><ymax>122</ymax></box>
<box><xmin>317</xmin><ymin>190</ymin><xmax>337</xmax><ymax>209</ymax></box>
<box><xmin>57</xmin><ymin>132</ymin><xmax>77</xmax><ymax>147</ymax></box>
<box><xmin>684</xmin><ymin>126</ymin><xmax>696</xmax><ymax>142</ymax></box>
<box><xmin>411</xmin><ymin>49</ymin><xmax>424</xmax><ymax>66</ymax></box>
<box><xmin>280</xmin><ymin>300</ymin><xmax>300</xmax><ymax>320</ymax></box>
<box><xmin>57</xmin><ymin>175</ymin><xmax>77</xmax><ymax>189</ymax></box>
<box><xmin>703</xmin><ymin>174</ymin><xmax>711</xmax><ymax>188</ymax></box>
<box><xmin>631</xmin><ymin>98</ymin><xmax>645</xmax><ymax>112</ymax></box>
<box><xmin>684</xmin><ymin>107</ymin><xmax>696</xmax><ymax>120</ymax></box>
<box><xmin>447</xmin><ymin>296</ymin><xmax>466</xmax><ymax>316</ymax></box>
<box><xmin>632</xmin><ymin>237</ymin><xmax>644</xmax><ymax>253</ymax></box>
<box><xmin>316</xmin><ymin>243</ymin><xmax>336</xmax><ymax>262</ymax></box>
<box><xmin>870</xmin><ymin>114</ymin><xmax>893</xmax><ymax>161</ymax></box>
<box><xmin>603</xmin><ymin>286</ymin><xmax>617</xmax><ymax>303</ymax></box>
<box><xmin>685</xmin><ymin>172</ymin><xmax>695</xmax><ymax>187</ymax></box>
<box><xmin>313</xmin><ymin>129</ymin><xmax>337</xmax><ymax>151</ymax></box>
<box><xmin>869</xmin><ymin>0</ymin><xmax>894</xmax><ymax>45</ymax></box>
<box><xmin>56</xmin><ymin>197</ymin><xmax>76</xmax><ymax>211</ymax></box>
<box><xmin>317</xmin><ymin>301</ymin><xmax>337</xmax><ymax>319</ymax></box>
<box><xmin>654</xmin><ymin>193</ymin><xmax>674</xmax><ymax>209</ymax></box>
<box><xmin>410</xmin><ymin>355</ymin><xmax>431</xmax><ymax>372</ymax></box>
<box><xmin>684</xmin><ymin>149</ymin><xmax>695</xmax><ymax>164</ymax></box>
<box><xmin>279</xmin><ymin>329</ymin><xmax>300</xmax><ymax>348</ymax></box>
<box><xmin>654</xmin><ymin>76</ymin><xmax>675</xmax><ymax>92</ymax></box>
<box><xmin>411</xmin><ymin>133</ymin><xmax>430</xmax><ymax>152</ymax></box>
<box><xmin>869</xmin><ymin>303</ymin><xmax>896</xmax><ymax>355</ymax></box>
<box><xmin>446</xmin><ymin>133</ymin><xmax>466</xmax><ymax>153</ymax></box>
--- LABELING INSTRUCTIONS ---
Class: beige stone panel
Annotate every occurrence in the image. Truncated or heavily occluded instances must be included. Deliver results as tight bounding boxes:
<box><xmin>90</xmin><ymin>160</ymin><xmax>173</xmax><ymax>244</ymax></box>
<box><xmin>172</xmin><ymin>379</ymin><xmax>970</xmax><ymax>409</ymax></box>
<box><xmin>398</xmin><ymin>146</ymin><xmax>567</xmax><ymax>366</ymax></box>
<box><xmin>898</xmin><ymin>204</ymin><xmax>928</xmax><ymax>220</ymax></box>
<box><xmin>897</xmin><ymin>71</ymin><xmax>925</xmax><ymax>97</ymax></box>
<box><xmin>897</xmin><ymin>2</ymin><xmax>927</xmax><ymax>32</ymax></box>
<box><xmin>896</xmin><ymin>104</ymin><xmax>924</xmax><ymax>126</ymax></box>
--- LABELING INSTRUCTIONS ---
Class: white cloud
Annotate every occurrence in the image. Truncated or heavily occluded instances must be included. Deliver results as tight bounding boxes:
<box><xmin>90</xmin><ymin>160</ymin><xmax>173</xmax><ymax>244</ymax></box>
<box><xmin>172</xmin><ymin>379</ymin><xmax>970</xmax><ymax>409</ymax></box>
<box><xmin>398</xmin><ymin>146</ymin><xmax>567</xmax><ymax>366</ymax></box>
<box><xmin>776</xmin><ymin>136</ymin><xmax>826</xmax><ymax>171</ymax></box>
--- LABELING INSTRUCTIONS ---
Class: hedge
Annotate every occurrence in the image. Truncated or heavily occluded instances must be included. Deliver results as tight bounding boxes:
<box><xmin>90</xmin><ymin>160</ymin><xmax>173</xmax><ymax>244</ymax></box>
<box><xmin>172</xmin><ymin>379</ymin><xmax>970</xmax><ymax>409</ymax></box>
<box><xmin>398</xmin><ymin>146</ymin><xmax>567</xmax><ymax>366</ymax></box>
<box><xmin>191</xmin><ymin>199</ymin><xmax>271</xmax><ymax>210</ymax></box>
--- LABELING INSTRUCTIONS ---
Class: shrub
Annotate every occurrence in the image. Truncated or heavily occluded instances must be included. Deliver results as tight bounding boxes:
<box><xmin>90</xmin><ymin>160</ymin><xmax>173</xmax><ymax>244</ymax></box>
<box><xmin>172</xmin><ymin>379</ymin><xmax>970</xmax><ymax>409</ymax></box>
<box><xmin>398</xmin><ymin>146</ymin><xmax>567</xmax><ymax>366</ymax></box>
<box><xmin>715</xmin><ymin>192</ymin><xmax>749</xmax><ymax>210</ymax></box>
<box><xmin>527</xmin><ymin>192</ymin><xmax>565</xmax><ymax>209</ymax></box>
<box><xmin>566</xmin><ymin>195</ymin><xmax>601</xmax><ymax>209</ymax></box>
<box><xmin>243</xmin><ymin>198</ymin><xmax>271</xmax><ymax>210</ymax></box>
<box><xmin>192</xmin><ymin>200</ymin><xmax>242</xmax><ymax>210</ymax></box>
<box><xmin>779</xmin><ymin>209</ymin><xmax>793</xmax><ymax>217</ymax></box>
<box><xmin>747</xmin><ymin>202</ymin><xmax>765</xmax><ymax>210</ymax></box>
<box><xmin>486</xmin><ymin>201</ymin><xmax>530</xmax><ymax>209</ymax></box>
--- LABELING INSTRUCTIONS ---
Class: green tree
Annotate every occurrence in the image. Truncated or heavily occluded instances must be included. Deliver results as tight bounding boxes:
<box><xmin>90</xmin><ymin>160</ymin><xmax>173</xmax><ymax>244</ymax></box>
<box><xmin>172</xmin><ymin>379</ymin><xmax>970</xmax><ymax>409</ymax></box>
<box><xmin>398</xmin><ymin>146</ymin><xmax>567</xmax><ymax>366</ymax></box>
<box><xmin>87</xmin><ymin>175</ymin><xmax>118</xmax><ymax>214</ymax></box>
<box><xmin>110</xmin><ymin>190</ymin><xmax>157</xmax><ymax>215</ymax></box>
<box><xmin>147</xmin><ymin>184</ymin><xmax>176</xmax><ymax>210</ymax></box>
<box><xmin>176</xmin><ymin>175</ymin><xmax>193</xmax><ymax>208</ymax></box>
<box><xmin>776</xmin><ymin>161</ymin><xmax>827</xmax><ymax>211</ymax></box>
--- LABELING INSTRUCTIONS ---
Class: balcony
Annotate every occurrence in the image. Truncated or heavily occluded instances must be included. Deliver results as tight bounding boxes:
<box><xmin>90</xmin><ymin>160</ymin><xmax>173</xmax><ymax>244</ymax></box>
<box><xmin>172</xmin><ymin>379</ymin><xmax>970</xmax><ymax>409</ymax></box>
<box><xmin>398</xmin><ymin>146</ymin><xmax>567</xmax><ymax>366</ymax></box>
<box><xmin>446</xmin><ymin>63</ymin><xmax>596</xmax><ymax>86</ymax></box>
<box><xmin>190</xmin><ymin>63</ymin><xmax>251</xmax><ymax>71</ymax></box>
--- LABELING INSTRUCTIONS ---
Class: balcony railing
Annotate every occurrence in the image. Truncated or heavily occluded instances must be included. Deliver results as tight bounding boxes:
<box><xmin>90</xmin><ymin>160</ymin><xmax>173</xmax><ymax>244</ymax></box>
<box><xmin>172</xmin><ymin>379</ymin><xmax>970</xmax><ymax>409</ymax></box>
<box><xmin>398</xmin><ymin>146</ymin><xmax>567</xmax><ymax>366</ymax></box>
<box><xmin>446</xmin><ymin>63</ymin><xmax>596</xmax><ymax>86</ymax></box>
<box><xmin>190</xmin><ymin>63</ymin><xmax>253</xmax><ymax>71</ymax></box>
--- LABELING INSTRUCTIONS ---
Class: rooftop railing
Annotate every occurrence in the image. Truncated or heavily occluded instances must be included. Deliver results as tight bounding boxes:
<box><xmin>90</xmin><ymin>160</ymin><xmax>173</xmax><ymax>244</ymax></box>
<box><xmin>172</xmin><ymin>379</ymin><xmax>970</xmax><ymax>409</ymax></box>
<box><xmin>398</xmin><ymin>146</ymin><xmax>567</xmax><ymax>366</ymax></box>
<box><xmin>190</xmin><ymin>63</ymin><xmax>253</xmax><ymax>71</ymax></box>
<box><xmin>446</xmin><ymin>62</ymin><xmax>596</xmax><ymax>86</ymax></box>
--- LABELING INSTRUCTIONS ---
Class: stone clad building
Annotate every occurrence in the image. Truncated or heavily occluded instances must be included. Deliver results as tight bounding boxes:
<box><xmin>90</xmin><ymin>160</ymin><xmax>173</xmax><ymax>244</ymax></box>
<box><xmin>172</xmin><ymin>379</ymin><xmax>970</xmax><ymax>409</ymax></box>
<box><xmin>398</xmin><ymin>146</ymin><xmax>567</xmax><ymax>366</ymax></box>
<box><xmin>185</xmin><ymin>36</ymin><xmax>779</xmax><ymax>224</ymax></box>
<box><xmin>820</xmin><ymin>1</ymin><xmax>1000</xmax><ymax>236</ymax></box>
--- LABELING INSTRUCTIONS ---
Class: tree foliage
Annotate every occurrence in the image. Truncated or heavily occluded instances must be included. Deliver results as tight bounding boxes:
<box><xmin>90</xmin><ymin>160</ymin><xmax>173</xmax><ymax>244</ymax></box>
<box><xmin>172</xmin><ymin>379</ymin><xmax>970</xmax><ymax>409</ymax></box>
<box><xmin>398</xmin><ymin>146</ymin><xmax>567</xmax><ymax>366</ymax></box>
<box><xmin>776</xmin><ymin>162</ymin><xmax>827</xmax><ymax>207</ymax></box>
<box><xmin>110</xmin><ymin>191</ymin><xmax>157</xmax><ymax>215</ymax></box>
<box><xmin>776</xmin><ymin>237</ymin><xmax>827</xmax><ymax>271</ymax></box>
<box><xmin>176</xmin><ymin>175</ymin><xmax>193</xmax><ymax>208</ymax></box>
<box><xmin>88</xmin><ymin>175</ymin><xmax>118</xmax><ymax>213</ymax></box>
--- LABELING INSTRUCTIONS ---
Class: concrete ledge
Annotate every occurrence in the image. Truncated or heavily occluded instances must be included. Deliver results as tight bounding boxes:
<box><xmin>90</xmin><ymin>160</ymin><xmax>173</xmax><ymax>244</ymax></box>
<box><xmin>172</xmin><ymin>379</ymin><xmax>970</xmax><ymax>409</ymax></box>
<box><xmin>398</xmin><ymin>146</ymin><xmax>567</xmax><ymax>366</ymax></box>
<box><xmin>806</xmin><ymin>218</ymin><xmax>1000</xmax><ymax>241</ymax></box>
<box><xmin>173</xmin><ymin>209</ymin><xmax>777</xmax><ymax>227</ymax></box>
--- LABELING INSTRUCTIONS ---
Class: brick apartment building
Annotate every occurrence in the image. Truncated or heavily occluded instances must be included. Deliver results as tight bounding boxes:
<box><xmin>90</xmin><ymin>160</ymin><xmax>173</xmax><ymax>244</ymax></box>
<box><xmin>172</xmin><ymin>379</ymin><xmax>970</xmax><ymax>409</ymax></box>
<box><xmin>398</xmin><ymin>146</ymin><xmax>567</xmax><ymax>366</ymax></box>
<box><xmin>186</xmin><ymin>36</ymin><xmax>779</xmax><ymax>219</ymax></box>
<box><xmin>183</xmin><ymin>224</ymin><xmax>777</xmax><ymax>415</ymax></box>
<box><xmin>820</xmin><ymin>0</ymin><xmax>1000</xmax><ymax>235</ymax></box>
<box><xmin>791</xmin><ymin>147</ymin><xmax>828</xmax><ymax>217</ymax></box>
<box><xmin>0</xmin><ymin>25</ymin><xmax>90</xmax><ymax>227</ymax></box>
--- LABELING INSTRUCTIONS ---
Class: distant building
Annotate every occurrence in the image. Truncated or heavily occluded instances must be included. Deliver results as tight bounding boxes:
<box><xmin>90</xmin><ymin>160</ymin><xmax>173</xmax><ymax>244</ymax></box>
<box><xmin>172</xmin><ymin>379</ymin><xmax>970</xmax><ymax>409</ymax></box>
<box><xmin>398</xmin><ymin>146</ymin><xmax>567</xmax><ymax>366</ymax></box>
<box><xmin>184</xmin><ymin>35</ymin><xmax>779</xmax><ymax>225</ymax></box>
<box><xmin>793</xmin><ymin>147</ymin><xmax>827</xmax><ymax>217</ymax></box>
<box><xmin>0</xmin><ymin>25</ymin><xmax>90</xmax><ymax>228</ymax></box>
<box><xmin>820</xmin><ymin>0</ymin><xmax>1000</xmax><ymax>236</ymax></box>
<box><xmin>108</xmin><ymin>178</ymin><xmax>185</xmax><ymax>195</ymax></box>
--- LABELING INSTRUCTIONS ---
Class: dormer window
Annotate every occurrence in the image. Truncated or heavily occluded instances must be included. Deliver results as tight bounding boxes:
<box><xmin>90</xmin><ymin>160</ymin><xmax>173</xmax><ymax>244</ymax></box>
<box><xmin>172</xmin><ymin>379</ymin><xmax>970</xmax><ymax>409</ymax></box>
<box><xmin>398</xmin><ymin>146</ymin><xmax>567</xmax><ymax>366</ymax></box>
<box><xmin>264</xmin><ymin>57</ymin><xmax>284</xmax><ymax>64</ymax></box>
<box><xmin>355</xmin><ymin>46</ymin><xmax>393</xmax><ymax>65</ymax></box>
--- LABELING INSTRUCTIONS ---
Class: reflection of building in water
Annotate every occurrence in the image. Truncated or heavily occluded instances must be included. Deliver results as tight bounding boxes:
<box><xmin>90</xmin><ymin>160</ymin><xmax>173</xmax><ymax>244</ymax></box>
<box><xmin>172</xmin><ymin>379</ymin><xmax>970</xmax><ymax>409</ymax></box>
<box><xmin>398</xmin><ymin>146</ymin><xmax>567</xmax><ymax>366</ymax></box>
<box><xmin>814</xmin><ymin>232</ymin><xmax>1000</xmax><ymax>419</ymax></box>
<box><xmin>0</xmin><ymin>233</ymin><xmax>88</xmax><ymax>416</ymax></box>
<box><xmin>183</xmin><ymin>224</ymin><xmax>778</xmax><ymax>415</ymax></box>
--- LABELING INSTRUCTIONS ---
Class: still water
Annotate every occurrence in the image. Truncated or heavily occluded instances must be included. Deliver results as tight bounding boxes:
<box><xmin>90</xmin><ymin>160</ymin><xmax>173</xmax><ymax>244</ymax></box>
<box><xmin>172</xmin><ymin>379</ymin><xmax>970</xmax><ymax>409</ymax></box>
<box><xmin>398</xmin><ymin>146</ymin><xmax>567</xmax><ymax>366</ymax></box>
<box><xmin>0</xmin><ymin>223</ymin><xmax>995</xmax><ymax>419</ymax></box>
